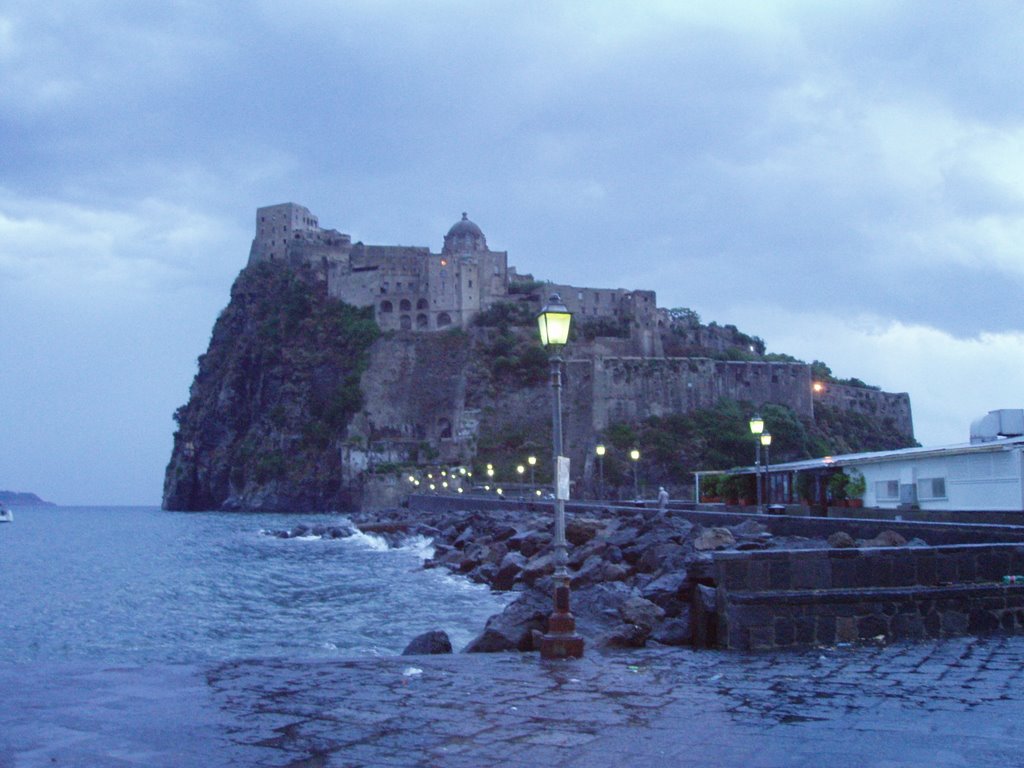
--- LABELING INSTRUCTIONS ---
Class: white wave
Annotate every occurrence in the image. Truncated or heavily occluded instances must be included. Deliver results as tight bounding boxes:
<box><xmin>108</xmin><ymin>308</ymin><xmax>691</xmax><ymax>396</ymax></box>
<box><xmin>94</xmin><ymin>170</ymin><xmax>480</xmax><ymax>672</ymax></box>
<box><xmin>294</xmin><ymin>534</ymin><xmax>322</xmax><ymax>541</ymax></box>
<box><xmin>397</xmin><ymin>534</ymin><xmax>435</xmax><ymax>560</ymax></box>
<box><xmin>402</xmin><ymin>666</ymin><xmax>423</xmax><ymax>677</ymax></box>
<box><xmin>344</xmin><ymin>530</ymin><xmax>390</xmax><ymax>552</ymax></box>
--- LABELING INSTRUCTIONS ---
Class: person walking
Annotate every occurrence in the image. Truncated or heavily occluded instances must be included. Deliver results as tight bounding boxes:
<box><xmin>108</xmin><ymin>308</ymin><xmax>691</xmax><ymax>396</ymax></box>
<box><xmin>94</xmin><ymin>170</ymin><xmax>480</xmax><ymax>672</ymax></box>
<box><xmin>657</xmin><ymin>486</ymin><xmax>669</xmax><ymax>514</ymax></box>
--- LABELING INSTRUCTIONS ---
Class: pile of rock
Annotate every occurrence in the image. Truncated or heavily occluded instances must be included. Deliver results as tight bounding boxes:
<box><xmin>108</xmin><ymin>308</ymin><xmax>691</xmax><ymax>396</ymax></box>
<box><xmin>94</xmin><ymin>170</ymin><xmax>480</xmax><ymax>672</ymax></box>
<box><xmin>349</xmin><ymin>505</ymin><xmax>917</xmax><ymax>655</ymax></box>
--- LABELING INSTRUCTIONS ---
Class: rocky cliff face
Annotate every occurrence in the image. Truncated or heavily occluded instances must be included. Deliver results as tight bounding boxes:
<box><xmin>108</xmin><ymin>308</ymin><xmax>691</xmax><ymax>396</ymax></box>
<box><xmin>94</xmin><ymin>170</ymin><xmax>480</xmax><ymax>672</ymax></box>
<box><xmin>163</xmin><ymin>263</ymin><xmax>379</xmax><ymax>511</ymax></box>
<box><xmin>164</xmin><ymin>262</ymin><xmax>915</xmax><ymax>512</ymax></box>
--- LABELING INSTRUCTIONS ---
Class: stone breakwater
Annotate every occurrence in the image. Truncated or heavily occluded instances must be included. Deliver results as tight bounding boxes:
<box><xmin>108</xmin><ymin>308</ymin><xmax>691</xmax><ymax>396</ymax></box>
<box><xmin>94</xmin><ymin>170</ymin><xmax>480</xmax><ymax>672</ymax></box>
<box><xmin>337</xmin><ymin>504</ymin><xmax>915</xmax><ymax>654</ymax></box>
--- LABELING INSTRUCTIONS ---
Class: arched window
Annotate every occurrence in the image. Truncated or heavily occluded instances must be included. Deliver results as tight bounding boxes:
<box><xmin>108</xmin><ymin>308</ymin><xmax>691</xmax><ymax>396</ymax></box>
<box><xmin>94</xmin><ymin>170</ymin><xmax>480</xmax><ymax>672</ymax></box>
<box><xmin>436</xmin><ymin>312</ymin><xmax>452</xmax><ymax>327</ymax></box>
<box><xmin>438</xmin><ymin>417</ymin><xmax>452</xmax><ymax>439</ymax></box>
<box><xmin>380</xmin><ymin>301</ymin><xmax>393</xmax><ymax>313</ymax></box>
<box><xmin>417</xmin><ymin>298</ymin><xmax>429</xmax><ymax>310</ymax></box>
<box><xmin>416</xmin><ymin>313</ymin><xmax>428</xmax><ymax>328</ymax></box>
<box><xmin>400</xmin><ymin>315</ymin><xmax>412</xmax><ymax>330</ymax></box>
<box><xmin>400</xmin><ymin>299</ymin><xmax>412</xmax><ymax>312</ymax></box>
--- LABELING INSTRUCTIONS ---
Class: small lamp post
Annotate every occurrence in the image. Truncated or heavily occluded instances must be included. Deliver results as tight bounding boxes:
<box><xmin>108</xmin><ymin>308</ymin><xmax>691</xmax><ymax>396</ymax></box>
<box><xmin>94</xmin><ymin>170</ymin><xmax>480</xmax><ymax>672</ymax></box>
<box><xmin>761</xmin><ymin>432</ymin><xmax>772</xmax><ymax>506</ymax></box>
<box><xmin>536</xmin><ymin>293</ymin><xmax>583</xmax><ymax>659</ymax></box>
<box><xmin>528</xmin><ymin>455</ymin><xmax>537</xmax><ymax>489</ymax></box>
<box><xmin>749</xmin><ymin>413</ymin><xmax>765</xmax><ymax>513</ymax></box>
<box><xmin>630</xmin><ymin>448</ymin><xmax>641</xmax><ymax>500</ymax></box>
<box><xmin>516</xmin><ymin>463</ymin><xmax>525</xmax><ymax>492</ymax></box>
<box><xmin>595</xmin><ymin>444</ymin><xmax>606</xmax><ymax>500</ymax></box>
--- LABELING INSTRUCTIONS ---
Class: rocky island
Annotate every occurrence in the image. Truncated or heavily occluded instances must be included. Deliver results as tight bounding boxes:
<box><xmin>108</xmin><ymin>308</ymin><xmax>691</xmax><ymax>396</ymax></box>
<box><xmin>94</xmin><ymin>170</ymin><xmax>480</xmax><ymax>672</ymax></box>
<box><xmin>163</xmin><ymin>205</ymin><xmax>914</xmax><ymax>513</ymax></box>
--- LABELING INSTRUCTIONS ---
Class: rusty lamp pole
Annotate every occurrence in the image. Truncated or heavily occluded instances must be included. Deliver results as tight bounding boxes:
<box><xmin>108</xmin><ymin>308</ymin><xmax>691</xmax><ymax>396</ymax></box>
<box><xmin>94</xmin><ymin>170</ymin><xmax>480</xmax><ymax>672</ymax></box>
<box><xmin>536</xmin><ymin>293</ymin><xmax>584</xmax><ymax>660</ymax></box>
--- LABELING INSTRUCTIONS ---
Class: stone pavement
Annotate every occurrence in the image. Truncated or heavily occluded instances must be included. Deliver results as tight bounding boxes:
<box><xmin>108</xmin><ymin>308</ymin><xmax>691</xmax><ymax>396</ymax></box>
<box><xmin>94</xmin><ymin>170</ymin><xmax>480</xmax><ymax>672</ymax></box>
<box><xmin>5</xmin><ymin>636</ymin><xmax>1024</xmax><ymax>767</ymax></box>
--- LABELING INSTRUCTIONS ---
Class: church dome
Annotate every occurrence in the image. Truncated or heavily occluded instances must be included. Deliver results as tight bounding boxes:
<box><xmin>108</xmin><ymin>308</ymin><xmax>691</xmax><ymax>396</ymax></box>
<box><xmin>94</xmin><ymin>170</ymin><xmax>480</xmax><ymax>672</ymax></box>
<box><xmin>443</xmin><ymin>212</ymin><xmax>488</xmax><ymax>253</ymax></box>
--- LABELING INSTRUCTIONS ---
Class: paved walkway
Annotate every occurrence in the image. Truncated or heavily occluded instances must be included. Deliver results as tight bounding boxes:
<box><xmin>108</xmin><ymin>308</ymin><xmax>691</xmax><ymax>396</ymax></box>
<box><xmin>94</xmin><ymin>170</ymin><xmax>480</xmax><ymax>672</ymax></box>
<box><xmin>5</xmin><ymin>636</ymin><xmax>1024</xmax><ymax>767</ymax></box>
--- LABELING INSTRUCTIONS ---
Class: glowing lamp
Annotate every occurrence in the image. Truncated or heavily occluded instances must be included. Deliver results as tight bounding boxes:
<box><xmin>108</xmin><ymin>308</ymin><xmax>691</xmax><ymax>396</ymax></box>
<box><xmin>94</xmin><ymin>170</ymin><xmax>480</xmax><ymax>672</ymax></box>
<box><xmin>537</xmin><ymin>294</ymin><xmax>572</xmax><ymax>347</ymax></box>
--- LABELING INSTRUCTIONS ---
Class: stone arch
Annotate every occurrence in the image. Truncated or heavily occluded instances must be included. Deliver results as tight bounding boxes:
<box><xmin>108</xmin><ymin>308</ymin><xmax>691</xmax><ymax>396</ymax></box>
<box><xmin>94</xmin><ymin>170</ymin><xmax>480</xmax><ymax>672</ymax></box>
<box><xmin>400</xmin><ymin>299</ymin><xmax>412</xmax><ymax>312</ymax></box>
<box><xmin>417</xmin><ymin>298</ymin><xmax>429</xmax><ymax>310</ymax></box>
<box><xmin>436</xmin><ymin>312</ymin><xmax>452</xmax><ymax>327</ymax></box>
<box><xmin>416</xmin><ymin>313</ymin><xmax>428</xmax><ymax>328</ymax></box>
<box><xmin>380</xmin><ymin>300</ymin><xmax>393</xmax><ymax>313</ymax></box>
<box><xmin>400</xmin><ymin>314</ymin><xmax>412</xmax><ymax>330</ymax></box>
<box><xmin>437</xmin><ymin>417</ymin><xmax>452</xmax><ymax>439</ymax></box>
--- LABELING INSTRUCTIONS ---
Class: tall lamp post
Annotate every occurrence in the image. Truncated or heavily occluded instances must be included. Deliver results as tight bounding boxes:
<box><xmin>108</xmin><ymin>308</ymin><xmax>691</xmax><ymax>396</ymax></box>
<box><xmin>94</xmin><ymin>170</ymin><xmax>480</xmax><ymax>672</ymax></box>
<box><xmin>528</xmin><ymin>455</ymin><xmax>537</xmax><ymax>490</ymax></box>
<box><xmin>595</xmin><ymin>444</ymin><xmax>605</xmax><ymax>500</ymax></box>
<box><xmin>537</xmin><ymin>293</ymin><xmax>584</xmax><ymax>659</ymax></box>
<box><xmin>761</xmin><ymin>432</ymin><xmax>772</xmax><ymax>506</ymax></box>
<box><xmin>630</xmin><ymin>448</ymin><xmax>641</xmax><ymax>501</ymax></box>
<box><xmin>749</xmin><ymin>413</ymin><xmax>764</xmax><ymax>513</ymax></box>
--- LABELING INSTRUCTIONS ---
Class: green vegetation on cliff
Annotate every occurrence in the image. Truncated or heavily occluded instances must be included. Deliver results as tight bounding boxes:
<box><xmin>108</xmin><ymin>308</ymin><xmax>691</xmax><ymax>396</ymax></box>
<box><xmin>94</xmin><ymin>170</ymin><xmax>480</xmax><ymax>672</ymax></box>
<box><xmin>163</xmin><ymin>263</ymin><xmax>379</xmax><ymax>511</ymax></box>
<box><xmin>595</xmin><ymin>398</ymin><xmax>916</xmax><ymax>497</ymax></box>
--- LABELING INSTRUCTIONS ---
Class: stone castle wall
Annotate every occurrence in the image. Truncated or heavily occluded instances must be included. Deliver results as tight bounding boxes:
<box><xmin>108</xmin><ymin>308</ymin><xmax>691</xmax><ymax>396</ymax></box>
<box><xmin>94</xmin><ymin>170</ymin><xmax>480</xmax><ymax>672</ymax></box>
<box><xmin>588</xmin><ymin>358</ymin><xmax>814</xmax><ymax>430</ymax></box>
<box><xmin>818</xmin><ymin>382</ymin><xmax>914</xmax><ymax>438</ymax></box>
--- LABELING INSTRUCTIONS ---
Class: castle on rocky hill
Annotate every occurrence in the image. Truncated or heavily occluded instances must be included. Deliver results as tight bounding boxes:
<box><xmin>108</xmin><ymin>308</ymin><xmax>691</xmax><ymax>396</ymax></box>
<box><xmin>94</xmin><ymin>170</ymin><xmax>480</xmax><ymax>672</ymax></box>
<box><xmin>249</xmin><ymin>203</ymin><xmax>663</xmax><ymax>355</ymax></box>
<box><xmin>248</xmin><ymin>203</ymin><xmax>915</xmax><ymax>447</ymax></box>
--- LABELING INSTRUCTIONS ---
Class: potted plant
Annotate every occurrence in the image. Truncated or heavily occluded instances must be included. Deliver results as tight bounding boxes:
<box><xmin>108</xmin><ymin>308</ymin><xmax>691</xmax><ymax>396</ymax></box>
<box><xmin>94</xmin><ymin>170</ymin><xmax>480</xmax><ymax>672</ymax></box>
<box><xmin>720</xmin><ymin>474</ymin><xmax>742</xmax><ymax>505</ymax></box>
<box><xmin>795</xmin><ymin>471</ymin><xmax>815</xmax><ymax>506</ymax></box>
<box><xmin>845</xmin><ymin>469</ymin><xmax>866</xmax><ymax>508</ymax></box>
<box><xmin>700</xmin><ymin>474</ymin><xmax>721</xmax><ymax>503</ymax></box>
<box><xmin>827</xmin><ymin>472</ymin><xmax>849</xmax><ymax>507</ymax></box>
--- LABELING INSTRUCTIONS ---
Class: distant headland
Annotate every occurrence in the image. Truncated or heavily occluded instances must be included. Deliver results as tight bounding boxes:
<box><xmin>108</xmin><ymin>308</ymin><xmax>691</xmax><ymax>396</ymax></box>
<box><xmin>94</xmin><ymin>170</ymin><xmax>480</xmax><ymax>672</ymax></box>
<box><xmin>0</xmin><ymin>491</ymin><xmax>55</xmax><ymax>507</ymax></box>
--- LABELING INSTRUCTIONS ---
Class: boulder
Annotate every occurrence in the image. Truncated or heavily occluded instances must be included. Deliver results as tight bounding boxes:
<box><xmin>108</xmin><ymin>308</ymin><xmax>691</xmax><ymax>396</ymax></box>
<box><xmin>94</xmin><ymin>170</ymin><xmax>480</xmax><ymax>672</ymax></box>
<box><xmin>402</xmin><ymin>630</ymin><xmax>453</xmax><ymax>656</ymax></box>
<box><xmin>569</xmin><ymin>538</ymin><xmax>609</xmax><ymax>568</ymax></box>
<box><xmin>598</xmin><ymin>623</ymin><xmax>649</xmax><ymax>648</ymax></box>
<box><xmin>641</xmin><ymin>571</ymin><xmax>689</xmax><ymax>608</ymax></box>
<box><xmin>862</xmin><ymin>530</ymin><xmax>907</xmax><ymax>547</ymax></box>
<box><xmin>651</xmin><ymin>615</ymin><xmax>691</xmax><ymax>646</ymax></box>
<box><xmin>600</xmin><ymin>562</ymin><xmax>632</xmax><ymax>582</ymax></box>
<box><xmin>827</xmin><ymin>531</ymin><xmax>857</xmax><ymax>549</ymax></box>
<box><xmin>637</xmin><ymin>542</ymin><xmax>686</xmax><ymax>574</ymax></box>
<box><xmin>693</xmin><ymin>527</ymin><xmax>736</xmax><ymax>551</ymax></box>
<box><xmin>566</xmin><ymin>517</ymin><xmax>605</xmax><ymax>546</ymax></box>
<box><xmin>508</xmin><ymin>530</ymin><xmax>549</xmax><ymax>558</ymax></box>
<box><xmin>492</xmin><ymin>552</ymin><xmax>527</xmax><ymax>591</ymax></box>
<box><xmin>569</xmin><ymin>555</ymin><xmax>605</xmax><ymax>589</ymax></box>
<box><xmin>520</xmin><ymin>552</ymin><xmax>556</xmax><ymax>587</ymax></box>
<box><xmin>464</xmin><ymin>590</ymin><xmax>549</xmax><ymax>653</ymax></box>
<box><xmin>619</xmin><ymin>596</ymin><xmax>665</xmax><ymax>633</ymax></box>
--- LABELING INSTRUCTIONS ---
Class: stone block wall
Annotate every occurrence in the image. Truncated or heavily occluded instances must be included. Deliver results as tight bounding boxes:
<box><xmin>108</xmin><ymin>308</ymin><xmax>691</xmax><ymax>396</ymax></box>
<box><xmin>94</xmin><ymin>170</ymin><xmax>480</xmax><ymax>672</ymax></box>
<box><xmin>714</xmin><ymin>544</ymin><xmax>1024</xmax><ymax>650</ymax></box>
<box><xmin>589</xmin><ymin>358</ymin><xmax>814</xmax><ymax>432</ymax></box>
<box><xmin>817</xmin><ymin>382</ymin><xmax>914</xmax><ymax>439</ymax></box>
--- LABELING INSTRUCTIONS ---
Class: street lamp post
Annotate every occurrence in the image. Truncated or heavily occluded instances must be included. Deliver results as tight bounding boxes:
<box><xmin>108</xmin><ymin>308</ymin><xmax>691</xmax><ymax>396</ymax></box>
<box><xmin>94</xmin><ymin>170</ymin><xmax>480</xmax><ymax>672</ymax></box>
<box><xmin>528</xmin><ymin>455</ymin><xmax>537</xmax><ymax>489</ymax></box>
<box><xmin>595</xmin><ymin>444</ymin><xmax>605</xmax><ymax>500</ymax></box>
<box><xmin>536</xmin><ymin>293</ymin><xmax>584</xmax><ymax>660</ymax></box>
<box><xmin>630</xmin><ymin>448</ymin><xmax>641</xmax><ymax>501</ymax></box>
<box><xmin>749</xmin><ymin>414</ymin><xmax>765</xmax><ymax>513</ymax></box>
<box><xmin>761</xmin><ymin>432</ymin><xmax>772</xmax><ymax>506</ymax></box>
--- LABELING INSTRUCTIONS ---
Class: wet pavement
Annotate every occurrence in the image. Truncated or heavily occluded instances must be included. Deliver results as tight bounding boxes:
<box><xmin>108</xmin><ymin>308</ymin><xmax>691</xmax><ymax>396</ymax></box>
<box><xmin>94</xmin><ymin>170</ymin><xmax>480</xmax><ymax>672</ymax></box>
<box><xmin>5</xmin><ymin>636</ymin><xmax>1024</xmax><ymax>767</ymax></box>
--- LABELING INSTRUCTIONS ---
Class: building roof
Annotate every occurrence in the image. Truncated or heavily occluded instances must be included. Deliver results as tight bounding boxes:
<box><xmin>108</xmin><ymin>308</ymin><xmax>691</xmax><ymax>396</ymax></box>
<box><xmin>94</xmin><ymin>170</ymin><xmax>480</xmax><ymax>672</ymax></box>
<box><xmin>701</xmin><ymin>435</ymin><xmax>1024</xmax><ymax>477</ymax></box>
<box><xmin>443</xmin><ymin>212</ymin><xmax>488</xmax><ymax>253</ymax></box>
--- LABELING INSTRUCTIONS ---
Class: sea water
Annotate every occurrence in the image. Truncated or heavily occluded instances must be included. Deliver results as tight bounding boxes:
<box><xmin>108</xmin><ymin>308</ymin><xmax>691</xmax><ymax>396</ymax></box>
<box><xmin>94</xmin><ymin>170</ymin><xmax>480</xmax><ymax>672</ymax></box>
<box><xmin>0</xmin><ymin>506</ymin><xmax>510</xmax><ymax>664</ymax></box>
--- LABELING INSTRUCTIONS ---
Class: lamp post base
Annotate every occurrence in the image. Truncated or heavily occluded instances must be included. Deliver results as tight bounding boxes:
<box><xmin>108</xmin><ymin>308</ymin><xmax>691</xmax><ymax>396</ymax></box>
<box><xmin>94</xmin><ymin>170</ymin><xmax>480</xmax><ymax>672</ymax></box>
<box><xmin>539</xmin><ymin>583</ymin><xmax>584</xmax><ymax>659</ymax></box>
<box><xmin>539</xmin><ymin>626</ymin><xmax>584</xmax><ymax>659</ymax></box>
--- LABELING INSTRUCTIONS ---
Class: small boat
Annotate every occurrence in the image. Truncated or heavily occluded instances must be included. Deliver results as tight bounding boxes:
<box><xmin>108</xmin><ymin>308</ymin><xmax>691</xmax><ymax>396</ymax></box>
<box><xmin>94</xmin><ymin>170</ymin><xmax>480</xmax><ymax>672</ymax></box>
<box><xmin>0</xmin><ymin>502</ymin><xmax>12</xmax><ymax>523</ymax></box>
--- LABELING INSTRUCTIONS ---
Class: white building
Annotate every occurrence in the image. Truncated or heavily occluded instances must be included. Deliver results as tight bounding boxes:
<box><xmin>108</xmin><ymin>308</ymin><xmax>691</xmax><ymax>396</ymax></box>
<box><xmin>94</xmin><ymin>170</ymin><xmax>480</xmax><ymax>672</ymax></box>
<box><xmin>705</xmin><ymin>409</ymin><xmax>1024</xmax><ymax>513</ymax></box>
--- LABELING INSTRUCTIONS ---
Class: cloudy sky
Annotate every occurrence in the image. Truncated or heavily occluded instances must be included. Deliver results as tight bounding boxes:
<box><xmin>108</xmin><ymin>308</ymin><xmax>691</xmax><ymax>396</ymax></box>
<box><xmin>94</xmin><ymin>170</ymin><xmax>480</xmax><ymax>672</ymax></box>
<box><xmin>3</xmin><ymin>1</ymin><xmax>1023</xmax><ymax>505</ymax></box>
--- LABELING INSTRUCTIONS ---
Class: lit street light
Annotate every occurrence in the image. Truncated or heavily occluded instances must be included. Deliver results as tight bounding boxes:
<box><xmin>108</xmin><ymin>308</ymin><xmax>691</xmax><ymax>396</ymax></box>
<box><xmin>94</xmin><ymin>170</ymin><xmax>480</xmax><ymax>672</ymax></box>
<box><xmin>761</xmin><ymin>432</ymin><xmax>772</xmax><ymax>506</ymax></box>
<box><xmin>595</xmin><ymin>444</ymin><xmax>605</xmax><ymax>500</ymax></box>
<box><xmin>630</xmin><ymin>448</ymin><xmax>641</xmax><ymax>500</ymax></box>
<box><xmin>536</xmin><ymin>293</ymin><xmax>583</xmax><ymax>659</ymax></box>
<box><xmin>749</xmin><ymin>413</ymin><xmax>765</xmax><ymax>513</ymax></box>
<box><xmin>528</xmin><ymin>455</ymin><xmax>537</xmax><ymax>488</ymax></box>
